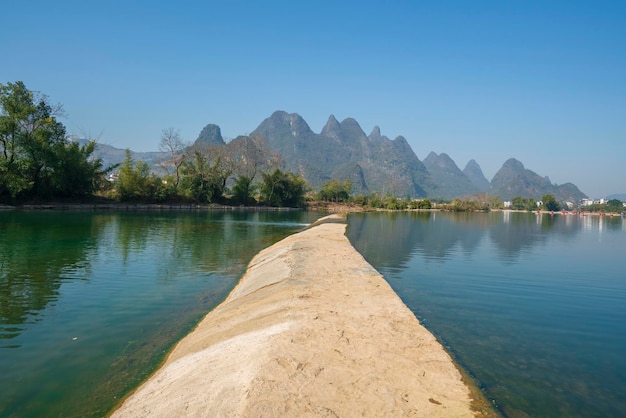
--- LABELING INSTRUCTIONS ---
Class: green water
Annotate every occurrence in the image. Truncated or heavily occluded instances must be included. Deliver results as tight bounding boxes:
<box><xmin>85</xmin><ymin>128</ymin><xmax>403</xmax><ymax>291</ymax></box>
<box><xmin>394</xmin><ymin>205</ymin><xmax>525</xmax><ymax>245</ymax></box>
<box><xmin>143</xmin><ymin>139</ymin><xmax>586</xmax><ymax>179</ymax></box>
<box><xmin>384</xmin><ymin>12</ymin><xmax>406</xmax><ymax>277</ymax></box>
<box><xmin>0</xmin><ymin>210</ymin><xmax>322</xmax><ymax>418</ymax></box>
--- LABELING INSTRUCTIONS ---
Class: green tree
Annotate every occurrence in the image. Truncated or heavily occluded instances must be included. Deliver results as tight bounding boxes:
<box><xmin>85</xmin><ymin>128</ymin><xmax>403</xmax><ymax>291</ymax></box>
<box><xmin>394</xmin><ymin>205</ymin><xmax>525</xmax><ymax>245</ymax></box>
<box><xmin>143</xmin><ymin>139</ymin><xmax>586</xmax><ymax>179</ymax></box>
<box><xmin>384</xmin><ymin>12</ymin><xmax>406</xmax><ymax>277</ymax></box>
<box><xmin>179</xmin><ymin>150</ymin><xmax>230</xmax><ymax>203</ymax></box>
<box><xmin>351</xmin><ymin>194</ymin><xmax>369</xmax><ymax>206</ymax></box>
<box><xmin>511</xmin><ymin>196</ymin><xmax>538</xmax><ymax>211</ymax></box>
<box><xmin>511</xmin><ymin>196</ymin><xmax>526</xmax><ymax>210</ymax></box>
<box><xmin>0</xmin><ymin>81</ymin><xmax>104</xmax><ymax>201</ymax></box>
<box><xmin>417</xmin><ymin>199</ymin><xmax>432</xmax><ymax>209</ymax></box>
<box><xmin>318</xmin><ymin>179</ymin><xmax>352</xmax><ymax>202</ymax></box>
<box><xmin>606</xmin><ymin>199</ymin><xmax>624</xmax><ymax>213</ymax></box>
<box><xmin>231</xmin><ymin>175</ymin><xmax>257</xmax><ymax>205</ymax></box>
<box><xmin>51</xmin><ymin>140</ymin><xmax>104</xmax><ymax>197</ymax></box>
<box><xmin>229</xmin><ymin>135</ymin><xmax>279</xmax><ymax>205</ymax></box>
<box><xmin>259</xmin><ymin>169</ymin><xmax>307</xmax><ymax>207</ymax></box>
<box><xmin>541</xmin><ymin>194</ymin><xmax>560</xmax><ymax>211</ymax></box>
<box><xmin>116</xmin><ymin>149</ymin><xmax>160</xmax><ymax>201</ymax></box>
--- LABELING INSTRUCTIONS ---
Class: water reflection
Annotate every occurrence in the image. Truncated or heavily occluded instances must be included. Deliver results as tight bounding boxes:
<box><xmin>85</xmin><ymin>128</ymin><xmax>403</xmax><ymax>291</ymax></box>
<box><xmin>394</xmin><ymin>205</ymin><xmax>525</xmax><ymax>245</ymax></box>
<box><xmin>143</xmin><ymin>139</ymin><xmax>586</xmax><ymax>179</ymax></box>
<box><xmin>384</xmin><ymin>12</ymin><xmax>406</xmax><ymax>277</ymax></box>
<box><xmin>0</xmin><ymin>212</ymin><xmax>105</xmax><ymax>344</ymax></box>
<box><xmin>348</xmin><ymin>211</ymin><xmax>622</xmax><ymax>267</ymax></box>
<box><xmin>0</xmin><ymin>210</ymin><xmax>320</xmax><ymax>417</ymax></box>
<box><xmin>346</xmin><ymin>211</ymin><xmax>626</xmax><ymax>418</ymax></box>
<box><xmin>0</xmin><ymin>211</ymin><xmax>313</xmax><ymax>345</ymax></box>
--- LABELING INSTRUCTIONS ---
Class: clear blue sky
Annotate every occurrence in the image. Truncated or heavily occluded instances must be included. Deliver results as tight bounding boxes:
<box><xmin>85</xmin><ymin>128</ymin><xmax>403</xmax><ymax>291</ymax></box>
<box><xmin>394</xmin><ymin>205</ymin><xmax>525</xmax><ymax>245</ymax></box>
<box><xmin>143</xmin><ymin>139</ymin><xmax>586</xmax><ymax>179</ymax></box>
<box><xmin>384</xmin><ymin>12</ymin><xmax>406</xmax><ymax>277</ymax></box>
<box><xmin>2</xmin><ymin>1</ymin><xmax>625</xmax><ymax>197</ymax></box>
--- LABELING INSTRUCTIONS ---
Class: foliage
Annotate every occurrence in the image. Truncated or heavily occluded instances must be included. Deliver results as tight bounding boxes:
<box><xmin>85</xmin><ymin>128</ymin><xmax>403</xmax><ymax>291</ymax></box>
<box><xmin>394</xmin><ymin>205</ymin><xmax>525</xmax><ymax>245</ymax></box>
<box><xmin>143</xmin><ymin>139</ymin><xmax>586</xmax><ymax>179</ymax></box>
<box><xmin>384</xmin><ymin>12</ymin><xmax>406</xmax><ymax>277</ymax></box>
<box><xmin>231</xmin><ymin>175</ymin><xmax>257</xmax><ymax>205</ymax></box>
<box><xmin>179</xmin><ymin>150</ymin><xmax>228</xmax><ymax>203</ymax></box>
<box><xmin>317</xmin><ymin>179</ymin><xmax>352</xmax><ymax>202</ymax></box>
<box><xmin>450</xmin><ymin>198</ymin><xmax>488</xmax><ymax>211</ymax></box>
<box><xmin>351</xmin><ymin>194</ymin><xmax>369</xmax><ymax>206</ymax></box>
<box><xmin>511</xmin><ymin>196</ymin><xmax>538</xmax><ymax>211</ymax></box>
<box><xmin>0</xmin><ymin>81</ymin><xmax>104</xmax><ymax>202</ymax></box>
<box><xmin>115</xmin><ymin>149</ymin><xmax>161</xmax><ymax>201</ymax></box>
<box><xmin>366</xmin><ymin>194</ymin><xmax>418</xmax><ymax>210</ymax></box>
<box><xmin>408</xmin><ymin>199</ymin><xmax>432</xmax><ymax>209</ymax></box>
<box><xmin>50</xmin><ymin>140</ymin><xmax>104</xmax><ymax>197</ymax></box>
<box><xmin>228</xmin><ymin>136</ymin><xmax>279</xmax><ymax>205</ymax></box>
<box><xmin>585</xmin><ymin>199</ymin><xmax>624</xmax><ymax>213</ymax></box>
<box><xmin>449</xmin><ymin>193</ymin><xmax>501</xmax><ymax>211</ymax></box>
<box><xmin>606</xmin><ymin>199</ymin><xmax>624</xmax><ymax>213</ymax></box>
<box><xmin>541</xmin><ymin>194</ymin><xmax>561</xmax><ymax>211</ymax></box>
<box><xmin>259</xmin><ymin>169</ymin><xmax>307</xmax><ymax>207</ymax></box>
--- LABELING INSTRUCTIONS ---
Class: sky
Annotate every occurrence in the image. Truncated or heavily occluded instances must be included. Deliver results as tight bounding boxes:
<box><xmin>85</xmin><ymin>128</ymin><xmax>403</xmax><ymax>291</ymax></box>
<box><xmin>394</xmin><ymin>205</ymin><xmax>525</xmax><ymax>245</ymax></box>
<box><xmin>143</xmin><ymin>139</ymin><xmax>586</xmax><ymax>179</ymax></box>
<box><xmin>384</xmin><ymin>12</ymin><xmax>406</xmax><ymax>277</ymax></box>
<box><xmin>2</xmin><ymin>1</ymin><xmax>625</xmax><ymax>198</ymax></box>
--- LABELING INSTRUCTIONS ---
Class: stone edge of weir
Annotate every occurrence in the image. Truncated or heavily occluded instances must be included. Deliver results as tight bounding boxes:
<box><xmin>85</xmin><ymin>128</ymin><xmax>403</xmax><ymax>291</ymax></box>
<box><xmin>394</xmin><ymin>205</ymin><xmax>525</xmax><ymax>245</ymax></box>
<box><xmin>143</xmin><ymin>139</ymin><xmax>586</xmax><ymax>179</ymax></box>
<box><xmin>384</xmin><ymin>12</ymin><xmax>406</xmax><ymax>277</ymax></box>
<box><xmin>110</xmin><ymin>214</ymin><xmax>497</xmax><ymax>418</ymax></box>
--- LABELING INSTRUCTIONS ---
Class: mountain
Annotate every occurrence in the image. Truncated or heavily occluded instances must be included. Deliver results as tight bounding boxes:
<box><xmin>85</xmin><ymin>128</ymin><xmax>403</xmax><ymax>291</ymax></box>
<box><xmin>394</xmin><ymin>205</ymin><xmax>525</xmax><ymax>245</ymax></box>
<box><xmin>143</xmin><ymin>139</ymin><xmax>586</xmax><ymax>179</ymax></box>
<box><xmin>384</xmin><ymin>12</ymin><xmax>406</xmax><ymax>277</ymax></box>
<box><xmin>490</xmin><ymin>158</ymin><xmax>586</xmax><ymax>202</ymax></box>
<box><xmin>193</xmin><ymin>123</ymin><xmax>225</xmax><ymax>147</ymax></box>
<box><xmin>607</xmin><ymin>193</ymin><xmax>626</xmax><ymax>201</ymax></box>
<box><xmin>423</xmin><ymin>152</ymin><xmax>479</xmax><ymax>199</ymax></box>
<box><xmin>463</xmin><ymin>159</ymin><xmax>490</xmax><ymax>192</ymax></box>
<box><xmin>250</xmin><ymin>111</ymin><xmax>438</xmax><ymax>197</ymax></box>
<box><xmin>67</xmin><ymin>136</ymin><xmax>168</xmax><ymax>170</ymax></box>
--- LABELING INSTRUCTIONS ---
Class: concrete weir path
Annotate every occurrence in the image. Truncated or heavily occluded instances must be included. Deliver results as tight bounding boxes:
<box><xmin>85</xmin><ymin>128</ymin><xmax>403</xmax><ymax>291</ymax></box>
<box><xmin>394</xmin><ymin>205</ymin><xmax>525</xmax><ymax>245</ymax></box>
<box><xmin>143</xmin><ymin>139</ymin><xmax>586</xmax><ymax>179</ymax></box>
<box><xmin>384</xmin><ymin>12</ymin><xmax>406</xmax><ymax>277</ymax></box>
<box><xmin>111</xmin><ymin>215</ymin><xmax>478</xmax><ymax>417</ymax></box>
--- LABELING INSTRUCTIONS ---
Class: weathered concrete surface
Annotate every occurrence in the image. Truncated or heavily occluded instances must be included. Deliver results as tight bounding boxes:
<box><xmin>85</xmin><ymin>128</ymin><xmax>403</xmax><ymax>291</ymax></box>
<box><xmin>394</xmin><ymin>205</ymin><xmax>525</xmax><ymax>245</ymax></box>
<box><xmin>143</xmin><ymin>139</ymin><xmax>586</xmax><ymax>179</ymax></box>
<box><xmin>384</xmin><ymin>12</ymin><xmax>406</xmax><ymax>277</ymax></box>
<box><xmin>111</xmin><ymin>215</ymin><xmax>476</xmax><ymax>417</ymax></box>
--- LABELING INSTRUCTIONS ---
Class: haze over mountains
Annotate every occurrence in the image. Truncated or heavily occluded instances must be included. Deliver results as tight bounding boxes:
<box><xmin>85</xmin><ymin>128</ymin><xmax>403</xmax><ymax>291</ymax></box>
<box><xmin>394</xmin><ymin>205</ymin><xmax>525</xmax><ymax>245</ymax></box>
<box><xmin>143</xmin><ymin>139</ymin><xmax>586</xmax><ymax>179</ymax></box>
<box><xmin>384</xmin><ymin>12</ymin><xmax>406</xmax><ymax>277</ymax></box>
<box><xmin>82</xmin><ymin>111</ymin><xmax>589</xmax><ymax>202</ymax></box>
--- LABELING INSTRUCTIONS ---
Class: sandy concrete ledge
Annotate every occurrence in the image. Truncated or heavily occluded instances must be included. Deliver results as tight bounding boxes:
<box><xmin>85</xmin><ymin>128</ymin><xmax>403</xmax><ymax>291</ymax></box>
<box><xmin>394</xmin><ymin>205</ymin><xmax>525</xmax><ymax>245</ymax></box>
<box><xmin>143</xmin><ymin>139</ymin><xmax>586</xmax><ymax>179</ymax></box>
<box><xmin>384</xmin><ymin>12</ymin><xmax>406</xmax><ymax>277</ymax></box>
<box><xmin>111</xmin><ymin>214</ymin><xmax>477</xmax><ymax>417</ymax></box>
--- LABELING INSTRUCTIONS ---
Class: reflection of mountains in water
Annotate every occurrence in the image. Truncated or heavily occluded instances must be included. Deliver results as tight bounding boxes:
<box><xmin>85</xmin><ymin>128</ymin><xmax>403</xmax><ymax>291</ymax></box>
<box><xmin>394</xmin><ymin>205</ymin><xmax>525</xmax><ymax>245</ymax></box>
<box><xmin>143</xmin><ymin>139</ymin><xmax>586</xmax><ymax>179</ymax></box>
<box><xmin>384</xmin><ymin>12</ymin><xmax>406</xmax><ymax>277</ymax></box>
<box><xmin>346</xmin><ymin>212</ymin><xmax>623</xmax><ymax>270</ymax></box>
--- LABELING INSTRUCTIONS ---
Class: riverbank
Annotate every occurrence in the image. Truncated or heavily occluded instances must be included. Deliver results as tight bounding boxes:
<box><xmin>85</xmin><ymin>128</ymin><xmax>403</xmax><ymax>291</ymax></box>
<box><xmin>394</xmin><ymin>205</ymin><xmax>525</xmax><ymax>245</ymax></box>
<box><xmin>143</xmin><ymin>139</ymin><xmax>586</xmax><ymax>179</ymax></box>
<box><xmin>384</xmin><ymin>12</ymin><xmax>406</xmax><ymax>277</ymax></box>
<box><xmin>110</xmin><ymin>214</ymin><xmax>491</xmax><ymax>417</ymax></box>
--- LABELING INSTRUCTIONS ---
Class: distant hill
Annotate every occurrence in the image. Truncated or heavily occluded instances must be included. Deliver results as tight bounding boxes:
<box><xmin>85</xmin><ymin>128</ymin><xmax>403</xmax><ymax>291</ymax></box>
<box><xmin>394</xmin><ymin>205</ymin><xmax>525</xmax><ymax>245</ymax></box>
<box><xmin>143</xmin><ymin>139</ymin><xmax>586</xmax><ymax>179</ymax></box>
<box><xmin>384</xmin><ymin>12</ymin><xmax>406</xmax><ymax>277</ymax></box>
<box><xmin>490</xmin><ymin>158</ymin><xmax>586</xmax><ymax>202</ymax></box>
<box><xmin>67</xmin><ymin>136</ymin><xmax>168</xmax><ymax>171</ymax></box>
<box><xmin>463</xmin><ymin>159</ymin><xmax>490</xmax><ymax>192</ymax></box>
<box><xmin>250</xmin><ymin>111</ymin><xmax>438</xmax><ymax>198</ymax></box>
<box><xmin>193</xmin><ymin>124</ymin><xmax>225</xmax><ymax>147</ymax></box>
<box><xmin>607</xmin><ymin>193</ymin><xmax>626</xmax><ymax>201</ymax></box>
<box><xmin>423</xmin><ymin>152</ymin><xmax>479</xmax><ymax>200</ymax></box>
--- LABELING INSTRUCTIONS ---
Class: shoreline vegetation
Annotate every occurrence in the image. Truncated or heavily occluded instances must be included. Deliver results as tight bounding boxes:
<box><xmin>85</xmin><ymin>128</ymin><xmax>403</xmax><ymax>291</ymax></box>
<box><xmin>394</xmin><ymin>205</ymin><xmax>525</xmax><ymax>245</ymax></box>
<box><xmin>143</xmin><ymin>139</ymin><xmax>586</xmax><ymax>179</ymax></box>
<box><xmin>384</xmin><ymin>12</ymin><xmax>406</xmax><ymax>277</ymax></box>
<box><xmin>0</xmin><ymin>200</ymin><xmax>622</xmax><ymax>218</ymax></box>
<box><xmin>109</xmin><ymin>215</ymin><xmax>498</xmax><ymax>417</ymax></box>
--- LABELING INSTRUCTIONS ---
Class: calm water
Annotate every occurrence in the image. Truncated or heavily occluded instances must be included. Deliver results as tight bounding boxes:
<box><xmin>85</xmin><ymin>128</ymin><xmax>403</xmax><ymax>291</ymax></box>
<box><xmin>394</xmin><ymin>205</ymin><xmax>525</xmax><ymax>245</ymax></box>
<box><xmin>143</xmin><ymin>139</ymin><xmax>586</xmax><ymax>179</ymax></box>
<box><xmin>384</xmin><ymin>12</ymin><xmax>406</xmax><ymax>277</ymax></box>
<box><xmin>346</xmin><ymin>211</ymin><xmax>626</xmax><ymax>418</ymax></box>
<box><xmin>0</xmin><ymin>210</ymin><xmax>321</xmax><ymax>418</ymax></box>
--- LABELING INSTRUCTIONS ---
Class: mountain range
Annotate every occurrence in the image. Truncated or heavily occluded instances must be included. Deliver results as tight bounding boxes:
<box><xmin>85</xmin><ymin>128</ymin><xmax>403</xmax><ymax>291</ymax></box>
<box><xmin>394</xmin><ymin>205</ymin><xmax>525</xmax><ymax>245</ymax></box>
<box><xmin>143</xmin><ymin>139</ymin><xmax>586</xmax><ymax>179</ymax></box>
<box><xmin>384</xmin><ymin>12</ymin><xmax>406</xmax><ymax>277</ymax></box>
<box><xmin>246</xmin><ymin>111</ymin><xmax>586</xmax><ymax>201</ymax></box>
<box><xmin>78</xmin><ymin>111</ymin><xmax>589</xmax><ymax>202</ymax></box>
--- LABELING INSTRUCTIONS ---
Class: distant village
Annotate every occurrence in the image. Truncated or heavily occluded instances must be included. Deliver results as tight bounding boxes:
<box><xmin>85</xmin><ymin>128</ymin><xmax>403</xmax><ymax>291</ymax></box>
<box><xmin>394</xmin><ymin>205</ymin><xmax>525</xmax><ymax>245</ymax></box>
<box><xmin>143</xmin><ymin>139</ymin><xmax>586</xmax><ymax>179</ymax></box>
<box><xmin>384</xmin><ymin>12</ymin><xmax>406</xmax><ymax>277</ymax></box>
<box><xmin>503</xmin><ymin>197</ymin><xmax>626</xmax><ymax>211</ymax></box>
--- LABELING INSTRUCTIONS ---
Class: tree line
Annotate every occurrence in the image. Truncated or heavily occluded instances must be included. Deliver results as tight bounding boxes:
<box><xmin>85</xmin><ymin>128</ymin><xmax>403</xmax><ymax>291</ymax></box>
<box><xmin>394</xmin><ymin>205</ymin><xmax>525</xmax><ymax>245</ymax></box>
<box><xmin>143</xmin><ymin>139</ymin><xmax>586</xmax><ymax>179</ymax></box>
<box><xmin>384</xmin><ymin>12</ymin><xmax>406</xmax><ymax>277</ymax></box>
<box><xmin>0</xmin><ymin>81</ymin><xmax>307</xmax><ymax>207</ymax></box>
<box><xmin>0</xmin><ymin>81</ymin><xmax>104</xmax><ymax>201</ymax></box>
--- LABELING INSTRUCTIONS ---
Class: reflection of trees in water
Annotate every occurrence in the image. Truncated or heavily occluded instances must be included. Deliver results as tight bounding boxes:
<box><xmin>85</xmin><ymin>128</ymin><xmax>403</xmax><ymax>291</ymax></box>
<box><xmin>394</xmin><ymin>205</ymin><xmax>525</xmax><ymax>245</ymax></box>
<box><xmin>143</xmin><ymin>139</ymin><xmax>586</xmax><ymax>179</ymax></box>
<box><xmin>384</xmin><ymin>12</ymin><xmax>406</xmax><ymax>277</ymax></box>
<box><xmin>0</xmin><ymin>210</ymin><xmax>317</xmax><ymax>416</ymax></box>
<box><xmin>0</xmin><ymin>212</ymin><xmax>106</xmax><ymax>344</ymax></box>
<box><xmin>107</xmin><ymin>211</ymin><xmax>304</xmax><ymax>282</ymax></box>
<box><xmin>1</xmin><ymin>210</ymin><xmax>313</xmax><ymax>347</ymax></box>
<box><xmin>348</xmin><ymin>212</ymin><xmax>609</xmax><ymax>267</ymax></box>
<box><xmin>489</xmin><ymin>213</ymin><xmax>549</xmax><ymax>262</ymax></box>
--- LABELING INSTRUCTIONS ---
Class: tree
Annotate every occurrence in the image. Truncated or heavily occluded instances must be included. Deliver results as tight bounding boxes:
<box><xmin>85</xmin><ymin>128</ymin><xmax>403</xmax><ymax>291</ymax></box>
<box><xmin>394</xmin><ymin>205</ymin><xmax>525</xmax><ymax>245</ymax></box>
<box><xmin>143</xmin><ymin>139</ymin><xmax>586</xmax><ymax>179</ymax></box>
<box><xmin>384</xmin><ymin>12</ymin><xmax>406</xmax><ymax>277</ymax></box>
<box><xmin>411</xmin><ymin>199</ymin><xmax>431</xmax><ymax>209</ymax></box>
<box><xmin>0</xmin><ymin>81</ymin><xmax>104</xmax><ymax>201</ymax></box>
<box><xmin>51</xmin><ymin>140</ymin><xmax>104</xmax><ymax>197</ymax></box>
<box><xmin>179</xmin><ymin>149</ymin><xmax>230</xmax><ymax>203</ymax></box>
<box><xmin>541</xmin><ymin>194</ymin><xmax>560</xmax><ymax>211</ymax></box>
<box><xmin>318</xmin><ymin>179</ymin><xmax>352</xmax><ymax>202</ymax></box>
<box><xmin>229</xmin><ymin>135</ymin><xmax>280</xmax><ymax>205</ymax></box>
<box><xmin>231</xmin><ymin>175</ymin><xmax>257</xmax><ymax>205</ymax></box>
<box><xmin>606</xmin><ymin>199</ymin><xmax>624</xmax><ymax>213</ymax></box>
<box><xmin>511</xmin><ymin>196</ymin><xmax>538</xmax><ymax>211</ymax></box>
<box><xmin>259</xmin><ymin>169</ymin><xmax>307</xmax><ymax>207</ymax></box>
<box><xmin>159</xmin><ymin>127</ymin><xmax>187</xmax><ymax>188</ymax></box>
<box><xmin>116</xmin><ymin>149</ymin><xmax>159</xmax><ymax>201</ymax></box>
